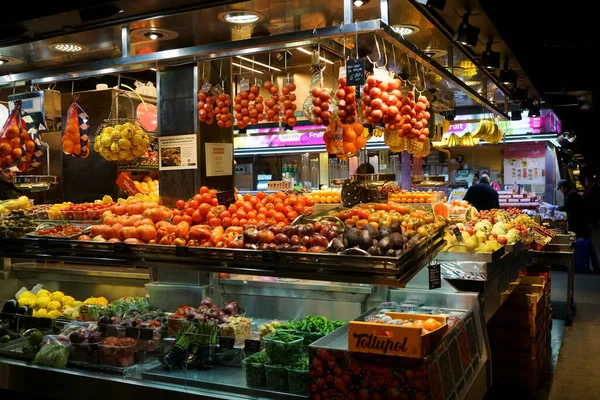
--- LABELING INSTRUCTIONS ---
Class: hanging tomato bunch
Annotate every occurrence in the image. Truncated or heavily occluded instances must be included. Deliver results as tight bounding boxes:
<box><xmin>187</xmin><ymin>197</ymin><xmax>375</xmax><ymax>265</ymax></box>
<box><xmin>310</xmin><ymin>87</ymin><xmax>333</xmax><ymax>126</ymax></box>
<box><xmin>399</xmin><ymin>91</ymin><xmax>430</xmax><ymax>142</ymax></box>
<box><xmin>262</xmin><ymin>81</ymin><xmax>280</xmax><ymax>123</ymax></box>
<box><xmin>281</xmin><ymin>81</ymin><xmax>297</xmax><ymax>127</ymax></box>
<box><xmin>361</xmin><ymin>75</ymin><xmax>403</xmax><ymax>128</ymax></box>
<box><xmin>215</xmin><ymin>94</ymin><xmax>233</xmax><ymax>129</ymax></box>
<box><xmin>336</xmin><ymin>78</ymin><xmax>358</xmax><ymax>125</ymax></box>
<box><xmin>197</xmin><ymin>92</ymin><xmax>216</xmax><ymax>125</ymax></box>
<box><xmin>234</xmin><ymin>85</ymin><xmax>264</xmax><ymax>129</ymax></box>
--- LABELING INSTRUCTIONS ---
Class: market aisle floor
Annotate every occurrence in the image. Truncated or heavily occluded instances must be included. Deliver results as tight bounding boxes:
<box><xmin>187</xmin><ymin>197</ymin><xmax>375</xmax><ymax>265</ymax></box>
<box><xmin>547</xmin><ymin>271</ymin><xmax>600</xmax><ymax>400</ymax></box>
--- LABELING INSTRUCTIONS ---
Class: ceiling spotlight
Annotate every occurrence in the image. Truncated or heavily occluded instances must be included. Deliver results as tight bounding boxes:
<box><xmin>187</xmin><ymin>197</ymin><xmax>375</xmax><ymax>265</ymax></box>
<box><xmin>236</xmin><ymin>56</ymin><xmax>282</xmax><ymax>71</ymax></box>
<box><xmin>354</xmin><ymin>0</ymin><xmax>370</xmax><ymax>6</ymax></box>
<box><xmin>481</xmin><ymin>40</ymin><xmax>500</xmax><ymax>70</ymax></box>
<box><xmin>0</xmin><ymin>59</ymin><xmax>6</xmax><ymax>65</ymax></box>
<box><xmin>232</xmin><ymin>62</ymin><xmax>263</xmax><ymax>74</ymax></box>
<box><xmin>499</xmin><ymin>58</ymin><xmax>517</xmax><ymax>86</ymax></box>
<box><xmin>392</xmin><ymin>25</ymin><xmax>420</xmax><ymax>36</ymax></box>
<box><xmin>219</xmin><ymin>11</ymin><xmax>262</xmax><ymax>24</ymax></box>
<box><xmin>48</xmin><ymin>43</ymin><xmax>87</xmax><ymax>53</ymax></box>
<box><xmin>297</xmin><ymin>47</ymin><xmax>334</xmax><ymax>64</ymax></box>
<box><xmin>453</xmin><ymin>11</ymin><xmax>480</xmax><ymax>47</ymax></box>
<box><xmin>414</xmin><ymin>0</ymin><xmax>446</xmax><ymax>11</ymax></box>
<box><xmin>511</xmin><ymin>110</ymin><xmax>522</xmax><ymax>121</ymax></box>
<box><xmin>144</xmin><ymin>32</ymin><xmax>164</xmax><ymax>41</ymax></box>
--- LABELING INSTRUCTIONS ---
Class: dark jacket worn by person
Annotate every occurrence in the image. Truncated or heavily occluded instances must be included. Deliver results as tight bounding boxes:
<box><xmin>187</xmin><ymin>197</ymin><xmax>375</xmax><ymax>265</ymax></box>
<box><xmin>559</xmin><ymin>189</ymin><xmax>588</xmax><ymax>237</ymax></box>
<box><xmin>0</xmin><ymin>180</ymin><xmax>20</xmax><ymax>201</ymax></box>
<box><xmin>463</xmin><ymin>182</ymin><xmax>500</xmax><ymax>211</ymax></box>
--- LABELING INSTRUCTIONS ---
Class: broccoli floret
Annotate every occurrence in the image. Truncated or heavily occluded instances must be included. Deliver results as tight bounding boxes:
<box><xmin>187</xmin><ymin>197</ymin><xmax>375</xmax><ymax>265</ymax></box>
<box><xmin>27</xmin><ymin>330</ymin><xmax>43</xmax><ymax>346</ymax></box>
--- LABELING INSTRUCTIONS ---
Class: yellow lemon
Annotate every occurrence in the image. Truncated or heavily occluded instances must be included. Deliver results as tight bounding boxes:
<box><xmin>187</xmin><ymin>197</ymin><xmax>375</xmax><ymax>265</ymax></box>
<box><xmin>72</xmin><ymin>301</ymin><xmax>83</xmax><ymax>308</ymax></box>
<box><xmin>35</xmin><ymin>296</ymin><xmax>51</xmax><ymax>310</ymax></box>
<box><xmin>84</xmin><ymin>297</ymin><xmax>98</xmax><ymax>305</ymax></box>
<box><xmin>36</xmin><ymin>308</ymin><xmax>49</xmax><ymax>318</ymax></box>
<box><xmin>47</xmin><ymin>301</ymin><xmax>61</xmax><ymax>311</ymax></box>
<box><xmin>18</xmin><ymin>291</ymin><xmax>34</xmax><ymax>299</ymax></box>
<box><xmin>61</xmin><ymin>295</ymin><xmax>75</xmax><ymax>306</ymax></box>
<box><xmin>36</xmin><ymin>289</ymin><xmax>51</xmax><ymax>298</ymax></box>
<box><xmin>51</xmin><ymin>291</ymin><xmax>65</xmax><ymax>302</ymax></box>
<box><xmin>48</xmin><ymin>310</ymin><xmax>62</xmax><ymax>319</ymax></box>
<box><xmin>118</xmin><ymin>138</ymin><xmax>132</xmax><ymax>150</ymax></box>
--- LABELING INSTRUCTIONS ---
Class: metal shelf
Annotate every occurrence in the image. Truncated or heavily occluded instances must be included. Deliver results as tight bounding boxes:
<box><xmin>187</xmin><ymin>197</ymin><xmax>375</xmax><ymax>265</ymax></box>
<box><xmin>0</xmin><ymin>228</ymin><xmax>445</xmax><ymax>287</ymax></box>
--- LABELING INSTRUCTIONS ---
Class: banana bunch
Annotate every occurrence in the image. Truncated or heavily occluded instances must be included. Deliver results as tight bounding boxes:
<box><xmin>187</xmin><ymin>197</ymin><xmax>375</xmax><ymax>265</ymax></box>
<box><xmin>459</xmin><ymin>133</ymin><xmax>479</xmax><ymax>147</ymax></box>
<box><xmin>373</xmin><ymin>128</ymin><xmax>383</xmax><ymax>137</ymax></box>
<box><xmin>471</xmin><ymin>120</ymin><xmax>504</xmax><ymax>144</ymax></box>
<box><xmin>446</xmin><ymin>133</ymin><xmax>461</xmax><ymax>147</ymax></box>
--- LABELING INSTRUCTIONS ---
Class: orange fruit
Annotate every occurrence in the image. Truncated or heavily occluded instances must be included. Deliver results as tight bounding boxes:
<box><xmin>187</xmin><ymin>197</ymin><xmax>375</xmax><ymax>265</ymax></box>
<box><xmin>10</xmin><ymin>137</ymin><xmax>21</xmax><ymax>149</ymax></box>
<box><xmin>11</xmin><ymin>148</ymin><xmax>22</xmax><ymax>159</ymax></box>
<box><xmin>343</xmin><ymin>130</ymin><xmax>356</xmax><ymax>142</ymax></box>
<box><xmin>2</xmin><ymin>155</ymin><xmax>13</xmax><ymax>167</ymax></box>
<box><xmin>65</xmin><ymin>124</ymin><xmax>79</xmax><ymax>136</ymax></box>
<box><xmin>0</xmin><ymin>142</ymin><xmax>11</xmax><ymax>156</ymax></box>
<box><xmin>355</xmin><ymin>135</ymin><xmax>367</xmax><ymax>150</ymax></box>
<box><xmin>73</xmin><ymin>144</ymin><xmax>81</xmax><ymax>155</ymax></box>
<box><xmin>5</xmin><ymin>125</ymin><xmax>20</xmax><ymax>139</ymax></box>
<box><xmin>343</xmin><ymin>141</ymin><xmax>357</xmax><ymax>155</ymax></box>
<box><xmin>25</xmin><ymin>140</ymin><xmax>35</xmax><ymax>153</ymax></box>
<box><xmin>62</xmin><ymin>140</ymin><xmax>75</xmax><ymax>154</ymax></box>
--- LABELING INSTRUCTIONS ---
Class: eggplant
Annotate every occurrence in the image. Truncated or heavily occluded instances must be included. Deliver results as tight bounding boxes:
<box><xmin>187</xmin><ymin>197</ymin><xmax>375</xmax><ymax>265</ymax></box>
<box><xmin>1</xmin><ymin>300</ymin><xmax>18</xmax><ymax>315</ymax></box>
<box><xmin>69</xmin><ymin>331</ymin><xmax>86</xmax><ymax>344</ymax></box>
<box><xmin>0</xmin><ymin>322</ymin><xmax>18</xmax><ymax>340</ymax></box>
<box><xmin>98</xmin><ymin>315</ymin><xmax>111</xmax><ymax>325</ymax></box>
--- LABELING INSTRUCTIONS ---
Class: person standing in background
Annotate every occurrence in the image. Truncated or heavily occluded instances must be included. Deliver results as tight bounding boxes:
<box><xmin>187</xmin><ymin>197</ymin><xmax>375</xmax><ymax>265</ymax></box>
<box><xmin>472</xmin><ymin>173</ymin><xmax>479</xmax><ymax>186</ymax></box>
<box><xmin>0</xmin><ymin>168</ymin><xmax>20</xmax><ymax>200</ymax></box>
<box><xmin>481</xmin><ymin>172</ymin><xmax>501</xmax><ymax>191</ymax></box>
<box><xmin>463</xmin><ymin>175</ymin><xmax>499</xmax><ymax>211</ymax></box>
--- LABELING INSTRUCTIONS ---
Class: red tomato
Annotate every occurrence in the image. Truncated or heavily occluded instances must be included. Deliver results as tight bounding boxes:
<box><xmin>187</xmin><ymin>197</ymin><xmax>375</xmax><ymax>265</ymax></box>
<box><xmin>182</xmin><ymin>215</ymin><xmax>193</xmax><ymax>225</ymax></box>
<box><xmin>175</xmin><ymin>200</ymin><xmax>185</xmax><ymax>210</ymax></box>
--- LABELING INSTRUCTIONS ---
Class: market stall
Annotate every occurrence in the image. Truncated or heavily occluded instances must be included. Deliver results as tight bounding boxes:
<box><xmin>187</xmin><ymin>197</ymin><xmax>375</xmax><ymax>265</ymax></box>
<box><xmin>0</xmin><ymin>0</ymin><xmax>571</xmax><ymax>398</ymax></box>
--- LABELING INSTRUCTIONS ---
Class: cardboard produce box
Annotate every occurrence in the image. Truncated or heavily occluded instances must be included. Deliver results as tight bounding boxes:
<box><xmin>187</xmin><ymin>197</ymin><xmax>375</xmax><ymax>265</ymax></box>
<box><xmin>348</xmin><ymin>313</ymin><xmax>447</xmax><ymax>359</ymax></box>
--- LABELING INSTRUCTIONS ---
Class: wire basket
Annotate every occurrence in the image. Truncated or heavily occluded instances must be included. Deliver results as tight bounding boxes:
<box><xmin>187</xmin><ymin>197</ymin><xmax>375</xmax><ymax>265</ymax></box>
<box><xmin>93</xmin><ymin>93</ymin><xmax>153</xmax><ymax>165</ymax></box>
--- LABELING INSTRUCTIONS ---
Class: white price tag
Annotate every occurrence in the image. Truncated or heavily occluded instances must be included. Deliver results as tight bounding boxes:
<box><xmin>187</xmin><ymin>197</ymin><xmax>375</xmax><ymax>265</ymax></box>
<box><xmin>339</xmin><ymin>66</ymin><xmax>347</xmax><ymax>79</ymax></box>
<box><xmin>240</xmin><ymin>78</ymin><xmax>250</xmax><ymax>92</ymax></box>
<box><xmin>373</xmin><ymin>66</ymin><xmax>389</xmax><ymax>82</ymax></box>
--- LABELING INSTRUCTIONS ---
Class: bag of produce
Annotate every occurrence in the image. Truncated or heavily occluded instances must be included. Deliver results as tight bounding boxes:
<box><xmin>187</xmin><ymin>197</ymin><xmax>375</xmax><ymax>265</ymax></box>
<box><xmin>34</xmin><ymin>335</ymin><xmax>70</xmax><ymax>368</ymax></box>
<box><xmin>303</xmin><ymin>70</ymin><xmax>337</xmax><ymax>127</ymax></box>
<box><xmin>17</xmin><ymin>128</ymin><xmax>45</xmax><ymax>172</ymax></box>
<box><xmin>0</xmin><ymin>101</ymin><xmax>26</xmax><ymax>169</ymax></box>
<box><xmin>93</xmin><ymin>94</ymin><xmax>152</xmax><ymax>163</ymax></box>
<box><xmin>62</xmin><ymin>100</ymin><xmax>91</xmax><ymax>159</ymax></box>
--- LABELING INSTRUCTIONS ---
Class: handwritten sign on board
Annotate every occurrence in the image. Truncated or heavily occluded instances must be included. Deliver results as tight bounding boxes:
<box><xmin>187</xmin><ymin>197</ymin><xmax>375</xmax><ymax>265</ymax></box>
<box><xmin>346</xmin><ymin>58</ymin><xmax>365</xmax><ymax>86</ymax></box>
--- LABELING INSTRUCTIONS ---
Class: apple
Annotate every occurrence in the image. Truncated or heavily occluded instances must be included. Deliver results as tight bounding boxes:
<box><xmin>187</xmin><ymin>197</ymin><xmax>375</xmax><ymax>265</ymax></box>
<box><xmin>497</xmin><ymin>235</ymin><xmax>508</xmax><ymax>245</ymax></box>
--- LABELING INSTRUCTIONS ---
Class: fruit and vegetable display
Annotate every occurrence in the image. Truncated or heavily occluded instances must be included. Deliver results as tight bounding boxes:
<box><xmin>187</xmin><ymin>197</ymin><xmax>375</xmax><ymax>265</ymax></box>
<box><xmin>94</xmin><ymin>122</ymin><xmax>151</xmax><ymax>162</ymax></box>
<box><xmin>161</xmin><ymin>319</ymin><xmax>218</xmax><ymax>370</ymax></box>
<box><xmin>220</xmin><ymin>316</ymin><xmax>252</xmax><ymax>345</ymax></box>
<box><xmin>323</xmin><ymin>120</ymin><xmax>367</xmax><ymax>158</ymax></box>
<box><xmin>386</xmin><ymin>189</ymin><xmax>443</xmax><ymax>204</ymax></box>
<box><xmin>365</xmin><ymin>314</ymin><xmax>443</xmax><ymax>334</ymax></box>
<box><xmin>0</xmin><ymin>101</ymin><xmax>37</xmax><ymax>169</ymax></box>
<box><xmin>34</xmin><ymin>224</ymin><xmax>85</xmax><ymax>238</ymax></box>
<box><xmin>59</xmin><ymin>200</ymin><xmax>114</xmax><ymax>221</ymax></box>
<box><xmin>34</xmin><ymin>336</ymin><xmax>70</xmax><ymax>368</ymax></box>
<box><xmin>168</xmin><ymin>298</ymin><xmax>242</xmax><ymax>335</ymax></box>
<box><xmin>0</xmin><ymin>210</ymin><xmax>38</xmax><ymax>238</ymax></box>
<box><xmin>99</xmin><ymin>336</ymin><xmax>137</xmax><ymax>367</ymax></box>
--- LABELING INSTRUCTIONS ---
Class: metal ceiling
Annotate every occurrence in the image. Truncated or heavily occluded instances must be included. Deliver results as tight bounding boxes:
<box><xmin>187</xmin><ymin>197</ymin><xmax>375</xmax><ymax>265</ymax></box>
<box><xmin>0</xmin><ymin>0</ymin><xmax>539</xmax><ymax>115</ymax></box>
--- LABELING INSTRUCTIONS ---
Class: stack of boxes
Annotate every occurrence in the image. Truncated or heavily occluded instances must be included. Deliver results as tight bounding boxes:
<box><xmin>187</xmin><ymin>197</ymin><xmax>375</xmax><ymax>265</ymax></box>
<box><xmin>490</xmin><ymin>273</ymin><xmax>551</xmax><ymax>388</ymax></box>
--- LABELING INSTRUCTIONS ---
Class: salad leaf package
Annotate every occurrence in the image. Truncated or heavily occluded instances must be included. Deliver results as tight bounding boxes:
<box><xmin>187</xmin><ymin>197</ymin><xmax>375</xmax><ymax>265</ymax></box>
<box><xmin>34</xmin><ymin>335</ymin><xmax>69</xmax><ymax>369</ymax></box>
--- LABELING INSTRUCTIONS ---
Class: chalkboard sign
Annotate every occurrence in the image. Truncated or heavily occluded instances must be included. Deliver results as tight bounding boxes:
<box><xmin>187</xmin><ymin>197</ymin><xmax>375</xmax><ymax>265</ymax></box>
<box><xmin>452</xmin><ymin>226</ymin><xmax>463</xmax><ymax>242</ymax></box>
<box><xmin>125</xmin><ymin>326</ymin><xmax>139</xmax><ymax>338</ymax></box>
<box><xmin>219</xmin><ymin>336</ymin><xmax>235</xmax><ymax>350</ymax></box>
<box><xmin>216</xmin><ymin>190</ymin><xmax>236</xmax><ymax>207</ymax></box>
<box><xmin>429</xmin><ymin>263</ymin><xmax>441</xmax><ymax>290</ymax></box>
<box><xmin>346</xmin><ymin>58</ymin><xmax>365</xmax><ymax>86</ymax></box>
<box><xmin>140</xmin><ymin>328</ymin><xmax>154</xmax><ymax>341</ymax></box>
<box><xmin>244</xmin><ymin>339</ymin><xmax>261</xmax><ymax>354</ymax></box>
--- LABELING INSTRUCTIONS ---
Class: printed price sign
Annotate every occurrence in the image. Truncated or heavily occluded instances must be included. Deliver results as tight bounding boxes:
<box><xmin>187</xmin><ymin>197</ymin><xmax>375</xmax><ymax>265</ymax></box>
<box><xmin>429</xmin><ymin>263</ymin><xmax>441</xmax><ymax>290</ymax></box>
<box><xmin>346</xmin><ymin>58</ymin><xmax>365</xmax><ymax>86</ymax></box>
<box><xmin>219</xmin><ymin>336</ymin><xmax>235</xmax><ymax>350</ymax></box>
<box><xmin>244</xmin><ymin>339</ymin><xmax>261</xmax><ymax>354</ymax></box>
<box><xmin>216</xmin><ymin>190</ymin><xmax>236</xmax><ymax>207</ymax></box>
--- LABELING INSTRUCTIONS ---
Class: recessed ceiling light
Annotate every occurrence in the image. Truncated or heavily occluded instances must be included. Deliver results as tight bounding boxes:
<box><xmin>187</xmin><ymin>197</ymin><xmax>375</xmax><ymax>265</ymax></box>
<box><xmin>236</xmin><ymin>56</ymin><xmax>281</xmax><ymax>71</ymax></box>
<box><xmin>354</xmin><ymin>0</ymin><xmax>371</xmax><ymax>6</ymax></box>
<box><xmin>0</xmin><ymin>56</ymin><xmax>23</xmax><ymax>66</ymax></box>
<box><xmin>144</xmin><ymin>32</ymin><xmax>164</xmax><ymax>40</ymax></box>
<box><xmin>297</xmin><ymin>47</ymin><xmax>334</xmax><ymax>64</ymax></box>
<box><xmin>0</xmin><ymin>59</ymin><xmax>6</xmax><ymax>65</ymax></box>
<box><xmin>218</xmin><ymin>11</ymin><xmax>263</xmax><ymax>24</ymax></box>
<box><xmin>232</xmin><ymin>62</ymin><xmax>263</xmax><ymax>74</ymax></box>
<box><xmin>48</xmin><ymin>43</ymin><xmax>87</xmax><ymax>52</ymax></box>
<box><xmin>464</xmin><ymin>80</ymin><xmax>481</xmax><ymax>86</ymax></box>
<box><xmin>392</xmin><ymin>25</ymin><xmax>420</xmax><ymax>36</ymax></box>
<box><xmin>424</xmin><ymin>48</ymin><xmax>448</xmax><ymax>58</ymax></box>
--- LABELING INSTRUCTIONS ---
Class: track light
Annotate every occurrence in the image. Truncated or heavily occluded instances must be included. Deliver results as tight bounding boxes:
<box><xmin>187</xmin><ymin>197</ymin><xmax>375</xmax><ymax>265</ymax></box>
<box><xmin>511</xmin><ymin>110</ymin><xmax>522</xmax><ymax>121</ymax></box>
<box><xmin>414</xmin><ymin>0</ymin><xmax>446</xmax><ymax>11</ymax></box>
<box><xmin>481</xmin><ymin>40</ymin><xmax>500</xmax><ymax>70</ymax></box>
<box><xmin>499</xmin><ymin>58</ymin><xmax>517</xmax><ymax>86</ymax></box>
<box><xmin>453</xmin><ymin>11</ymin><xmax>480</xmax><ymax>47</ymax></box>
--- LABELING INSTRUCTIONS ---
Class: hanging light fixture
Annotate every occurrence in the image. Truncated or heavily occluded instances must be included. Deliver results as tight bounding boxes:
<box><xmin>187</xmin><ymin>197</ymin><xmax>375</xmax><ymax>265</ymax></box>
<box><xmin>453</xmin><ymin>11</ymin><xmax>480</xmax><ymax>47</ymax></box>
<box><xmin>499</xmin><ymin>58</ymin><xmax>517</xmax><ymax>86</ymax></box>
<box><xmin>415</xmin><ymin>0</ymin><xmax>446</xmax><ymax>11</ymax></box>
<box><xmin>481</xmin><ymin>40</ymin><xmax>500</xmax><ymax>70</ymax></box>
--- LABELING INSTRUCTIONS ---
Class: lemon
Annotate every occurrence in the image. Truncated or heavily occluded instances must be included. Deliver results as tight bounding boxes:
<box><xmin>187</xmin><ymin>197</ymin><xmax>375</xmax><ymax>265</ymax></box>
<box><xmin>132</xmin><ymin>145</ymin><xmax>145</xmax><ymax>157</ymax></box>
<box><xmin>102</xmin><ymin>195</ymin><xmax>113</xmax><ymax>204</ymax></box>
<box><xmin>18</xmin><ymin>291</ymin><xmax>34</xmax><ymax>299</ymax></box>
<box><xmin>112</xmin><ymin>131</ymin><xmax>122</xmax><ymax>141</ymax></box>
<box><xmin>84</xmin><ymin>297</ymin><xmax>98</xmax><ymax>305</ymax></box>
<box><xmin>93</xmin><ymin>140</ymin><xmax>101</xmax><ymax>152</ymax></box>
<box><xmin>99</xmin><ymin>148</ymin><xmax>110</xmax><ymax>158</ymax></box>
<box><xmin>141</xmin><ymin>139</ymin><xmax>150</xmax><ymax>149</ymax></box>
<box><xmin>108</xmin><ymin>152</ymin><xmax>119</xmax><ymax>161</ymax></box>
<box><xmin>48</xmin><ymin>310</ymin><xmax>62</xmax><ymax>319</ymax></box>
<box><xmin>143</xmin><ymin>176</ymin><xmax>153</xmax><ymax>183</ymax></box>
<box><xmin>122</xmin><ymin>128</ymin><xmax>133</xmax><ymax>140</ymax></box>
<box><xmin>36</xmin><ymin>289</ymin><xmax>51</xmax><ymax>298</ymax></box>
<box><xmin>35</xmin><ymin>296</ymin><xmax>51</xmax><ymax>310</ymax></box>
<box><xmin>110</xmin><ymin>142</ymin><xmax>120</xmax><ymax>153</ymax></box>
<box><xmin>122</xmin><ymin>123</ymin><xmax>134</xmax><ymax>130</ymax></box>
<box><xmin>51</xmin><ymin>291</ymin><xmax>65</xmax><ymax>302</ymax></box>
<box><xmin>36</xmin><ymin>308</ymin><xmax>49</xmax><ymax>318</ymax></box>
<box><xmin>61</xmin><ymin>295</ymin><xmax>75</xmax><ymax>306</ymax></box>
<box><xmin>47</xmin><ymin>301</ymin><xmax>62</xmax><ymax>311</ymax></box>
<box><xmin>72</xmin><ymin>301</ymin><xmax>83</xmax><ymax>308</ymax></box>
<box><xmin>132</xmin><ymin>135</ymin><xmax>144</xmax><ymax>146</ymax></box>
<box><xmin>118</xmin><ymin>138</ymin><xmax>132</xmax><ymax>149</ymax></box>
